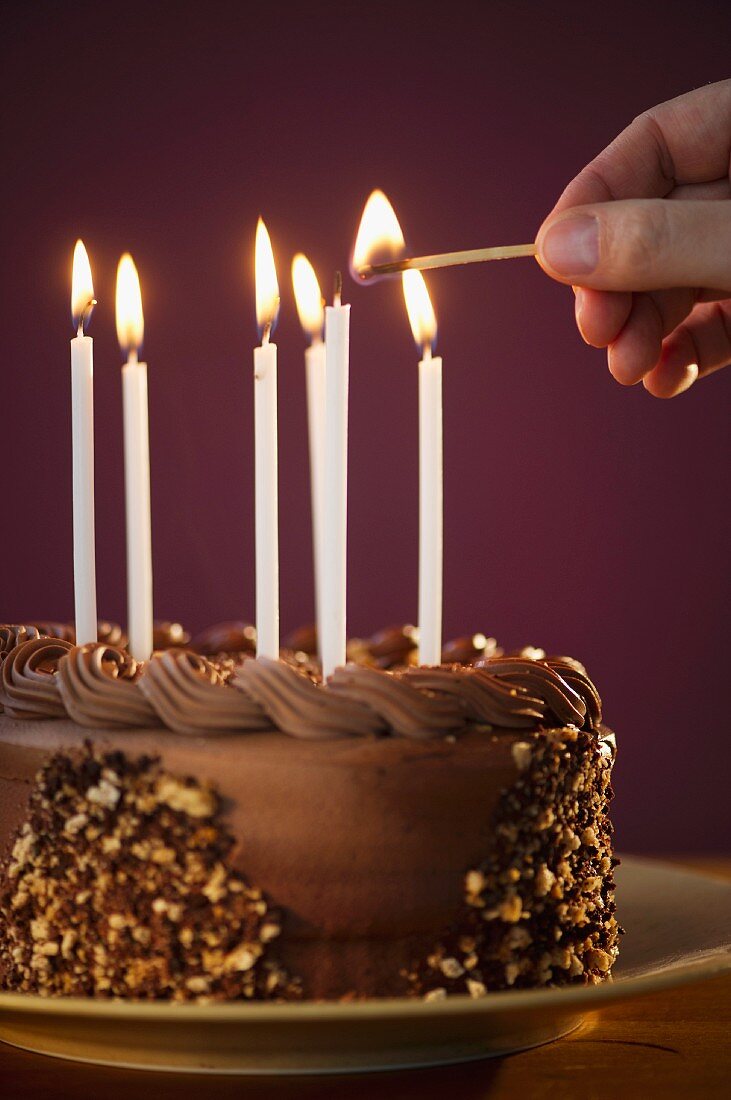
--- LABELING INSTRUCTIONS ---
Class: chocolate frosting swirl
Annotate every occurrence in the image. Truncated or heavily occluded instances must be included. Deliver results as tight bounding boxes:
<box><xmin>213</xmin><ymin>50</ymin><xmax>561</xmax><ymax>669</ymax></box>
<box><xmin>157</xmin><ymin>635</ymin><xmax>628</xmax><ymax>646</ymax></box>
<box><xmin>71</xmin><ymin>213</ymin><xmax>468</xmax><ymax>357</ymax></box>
<box><xmin>546</xmin><ymin>656</ymin><xmax>603</xmax><ymax>729</ymax></box>
<box><xmin>473</xmin><ymin>656</ymin><xmax>599</xmax><ymax>730</ymax></box>
<box><xmin>345</xmin><ymin>625</ymin><xmax>418</xmax><ymax>670</ymax></box>
<box><xmin>57</xmin><ymin>644</ymin><xmax>160</xmax><ymax>730</ymax></box>
<box><xmin>0</xmin><ymin>617</ymin><xmax>604</xmax><ymax>740</ymax></box>
<box><xmin>441</xmin><ymin>633</ymin><xmax>501</xmax><ymax>665</ymax></box>
<box><xmin>504</xmin><ymin>645</ymin><xmax>547</xmax><ymax>661</ymax></box>
<box><xmin>30</xmin><ymin>622</ymin><xmax>76</xmax><ymax>642</ymax></box>
<box><xmin>234</xmin><ymin>657</ymin><xmax>384</xmax><ymax>740</ymax></box>
<box><xmin>346</xmin><ymin>625</ymin><xmax>500</xmax><ymax>670</ymax></box>
<box><xmin>97</xmin><ymin>621</ymin><xmax>127</xmax><ymax>648</ymax></box>
<box><xmin>139</xmin><ymin>650</ymin><xmax>271</xmax><ymax>735</ymax></box>
<box><xmin>152</xmin><ymin>621</ymin><xmax>192</xmax><ymax>651</ymax></box>
<box><xmin>401</xmin><ymin>665</ymin><xmax>546</xmax><ymax>728</ymax></box>
<box><xmin>328</xmin><ymin>665</ymin><xmax>465</xmax><ymax>739</ymax></box>
<box><xmin>25</xmin><ymin>621</ymin><xmax>126</xmax><ymax>646</ymax></box>
<box><xmin>403</xmin><ymin>656</ymin><xmax>603</xmax><ymax>732</ymax></box>
<box><xmin>192</xmin><ymin>621</ymin><xmax>255</xmax><ymax>657</ymax></box>
<box><xmin>282</xmin><ymin>623</ymin><xmax>318</xmax><ymax>657</ymax></box>
<box><xmin>363</xmin><ymin>624</ymin><xmax>419</xmax><ymax>669</ymax></box>
<box><xmin>0</xmin><ymin>637</ymin><xmax>73</xmax><ymax>719</ymax></box>
<box><xmin>1</xmin><ymin>624</ymin><xmax>42</xmax><ymax>658</ymax></box>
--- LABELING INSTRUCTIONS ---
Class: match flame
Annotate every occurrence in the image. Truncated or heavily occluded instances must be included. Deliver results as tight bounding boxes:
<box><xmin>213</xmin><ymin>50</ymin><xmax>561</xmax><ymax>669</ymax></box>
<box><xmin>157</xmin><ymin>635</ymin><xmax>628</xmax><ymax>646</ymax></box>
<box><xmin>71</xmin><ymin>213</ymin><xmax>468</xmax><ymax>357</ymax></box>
<box><xmin>402</xmin><ymin>270</ymin><xmax>437</xmax><ymax>353</ymax></box>
<box><xmin>292</xmin><ymin>253</ymin><xmax>324</xmax><ymax>341</ymax></box>
<box><xmin>115</xmin><ymin>253</ymin><xmax>144</xmax><ymax>356</ymax></box>
<box><xmin>351</xmin><ymin>189</ymin><xmax>406</xmax><ymax>277</ymax></box>
<box><xmin>255</xmin><ymin>218</ymin><xmax>280</xmax><ymax>338</ymax></box>
<box><xmin>71</xmin><ymin>239</ymin><xmax>95</xmax><ymax>333</ymax></box>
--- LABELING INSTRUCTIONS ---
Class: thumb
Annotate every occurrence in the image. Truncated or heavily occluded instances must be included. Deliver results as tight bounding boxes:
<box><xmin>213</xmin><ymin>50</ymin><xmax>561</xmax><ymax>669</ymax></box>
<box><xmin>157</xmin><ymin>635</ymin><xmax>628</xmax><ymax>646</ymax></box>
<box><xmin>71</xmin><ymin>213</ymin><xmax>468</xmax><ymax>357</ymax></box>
<box><xmin>536</xmin><ymin>199</ymin><xmax>731</xmax><ymax>292</ymax></box>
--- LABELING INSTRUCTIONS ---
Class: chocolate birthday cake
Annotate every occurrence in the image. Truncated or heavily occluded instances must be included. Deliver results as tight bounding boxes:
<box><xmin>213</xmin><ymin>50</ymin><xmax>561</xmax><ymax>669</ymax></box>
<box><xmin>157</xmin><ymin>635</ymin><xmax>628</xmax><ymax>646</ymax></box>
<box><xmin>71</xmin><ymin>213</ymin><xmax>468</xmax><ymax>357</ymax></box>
<box><xmin>0</xmin><ymin>622</ymin><xmax>620</xmax><ymax>1002</ymax></box>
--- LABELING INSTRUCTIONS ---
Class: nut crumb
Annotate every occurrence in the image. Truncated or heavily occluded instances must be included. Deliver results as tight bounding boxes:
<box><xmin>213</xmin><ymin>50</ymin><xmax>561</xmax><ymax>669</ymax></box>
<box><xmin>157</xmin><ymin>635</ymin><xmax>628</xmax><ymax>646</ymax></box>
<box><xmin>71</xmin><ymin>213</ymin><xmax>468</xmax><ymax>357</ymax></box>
<box><xmin>511</xmin><ymin>741</ymin><xmax>532</xmax><ymax>771</ymax></box>
<box><xmin>439</xmin><ymin>957</ymin><xmax>465</xmax><ymax>980</ymax></box>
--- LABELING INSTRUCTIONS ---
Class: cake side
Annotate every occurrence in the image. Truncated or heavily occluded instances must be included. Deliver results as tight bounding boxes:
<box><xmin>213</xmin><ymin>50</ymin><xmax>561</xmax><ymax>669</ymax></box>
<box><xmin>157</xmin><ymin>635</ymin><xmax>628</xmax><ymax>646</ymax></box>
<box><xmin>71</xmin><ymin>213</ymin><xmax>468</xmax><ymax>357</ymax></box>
<box><xmin>0</xmin><ymin>720</ymin><xmax>618</xmax><ymax>1001</ymax></box>
<box><xmin>405</xmin><ymin>726</ymin><xmax>618</xmax><ymax>997</ymax></box>
<box><xmin>0</xmin><ymin>743</ymin><xmax>298</xmax><ymax>1000</ymax></box>
<box><xmin>0</xmin><ymin>623</ymin><xmax>620</xmax><ymax>1001</ymax></box>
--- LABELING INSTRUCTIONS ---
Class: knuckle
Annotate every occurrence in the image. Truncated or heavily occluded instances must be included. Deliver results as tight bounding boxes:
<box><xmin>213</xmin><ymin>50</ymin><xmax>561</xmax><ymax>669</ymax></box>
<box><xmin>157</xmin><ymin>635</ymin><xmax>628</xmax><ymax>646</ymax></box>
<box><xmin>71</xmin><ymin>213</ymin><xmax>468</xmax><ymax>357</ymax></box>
<box><xmin>605</xmin><ymin>204</ymin><xmax>670</xmax><ymax>278</ymax></box>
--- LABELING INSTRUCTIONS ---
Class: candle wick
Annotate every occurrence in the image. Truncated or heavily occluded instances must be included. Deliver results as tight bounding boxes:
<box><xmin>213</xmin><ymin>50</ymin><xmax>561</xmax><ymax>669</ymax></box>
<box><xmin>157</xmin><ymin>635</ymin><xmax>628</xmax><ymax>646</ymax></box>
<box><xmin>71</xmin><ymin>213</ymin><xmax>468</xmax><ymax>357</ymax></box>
<box><xmin>127</xmin><ymin>348</ymin><xmax>139</xmax><ymax>366</ymax></box>
<box><xmin>422</xmin><ymin>342</ymin><xmax>432</xmax><ymax>363</ymax></box>
<box><xmin>333</xmin><ymin>270</ymin><xmax>343</xmax><ymax>308</ymax></box>
<box><xmin>76</xmin><ymin>297</ymin><xmax>97</xmax><ymax>338</ymax></box>
<box><xmin>260</xmin><ymin>297</ymin><xmax>280</xmax><ymax>346</ymax></box>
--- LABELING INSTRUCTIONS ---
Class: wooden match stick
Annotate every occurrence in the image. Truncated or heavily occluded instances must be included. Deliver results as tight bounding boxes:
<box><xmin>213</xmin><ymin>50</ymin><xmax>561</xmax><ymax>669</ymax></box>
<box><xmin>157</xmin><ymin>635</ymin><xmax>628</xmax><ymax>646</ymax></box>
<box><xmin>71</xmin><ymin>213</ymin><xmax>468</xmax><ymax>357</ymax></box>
<box><xmin>358</xmin><ymin>242</ymin><xmax>537</xmax><ymax>279</ymax></box>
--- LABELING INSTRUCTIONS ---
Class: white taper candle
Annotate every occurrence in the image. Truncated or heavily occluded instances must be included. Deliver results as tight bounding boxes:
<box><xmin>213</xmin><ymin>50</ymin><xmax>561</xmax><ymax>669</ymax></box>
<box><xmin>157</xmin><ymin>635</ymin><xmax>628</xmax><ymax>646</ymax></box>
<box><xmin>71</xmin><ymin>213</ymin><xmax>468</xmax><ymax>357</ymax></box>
<box><xmin>70</xmin><ymin>333</ymin><xmax>98</xmax><ymax>644</ymax></box>
<box><xmin>116</xmin><ymin>254</ymin><xmax>154</xmax><ymax>661</ymax></box>
<box><xmin>305</xmin><ymin>339</ymin><xmax>326</xmax><ymax>653</ymax></box>
<box><xmin>70</xmin><ymin>239</ymin><xmax>98</xmax><ymax>646</ymax></box>
<box><xmin>402</xmin><ymin>269</ymin><xmax>442</xmax><ymax>666</ymax></box>
<box><xmin>254</xmin><ymin>337</ymin><xmax>279</xmax><ymax>659</ymax></box>
<box><xmin>122</xmin><ymin>357</ymin><xmax>153</xmax><ymax>660</ymax></box>
<box><xmin>253</xmin><ymin>219</ymin><xmax>280</xmax><ymax>660</ymax></box>
<box><xmin>321</xmin><ymin>290</ymin><xmax>350</xmax><ymax>680</ymax></box>
<box><xmin>418</xmin><ymin>348</ymin><xmax>443</xmax><ymax>665</ymax></box>
<box><xmin>292</xmin><ymin>254</ymin><xmax>327</xmax><ymax>657</ymax></box>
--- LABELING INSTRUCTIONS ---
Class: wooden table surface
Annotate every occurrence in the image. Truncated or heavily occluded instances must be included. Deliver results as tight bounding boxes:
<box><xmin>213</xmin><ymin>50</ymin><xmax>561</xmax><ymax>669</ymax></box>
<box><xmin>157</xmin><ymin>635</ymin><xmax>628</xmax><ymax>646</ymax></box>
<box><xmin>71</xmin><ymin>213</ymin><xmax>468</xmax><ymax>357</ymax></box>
<box><xmin>1</xmin><ymin>858</ymin><xmax>729</xmax><ymax>1100</ymax></box>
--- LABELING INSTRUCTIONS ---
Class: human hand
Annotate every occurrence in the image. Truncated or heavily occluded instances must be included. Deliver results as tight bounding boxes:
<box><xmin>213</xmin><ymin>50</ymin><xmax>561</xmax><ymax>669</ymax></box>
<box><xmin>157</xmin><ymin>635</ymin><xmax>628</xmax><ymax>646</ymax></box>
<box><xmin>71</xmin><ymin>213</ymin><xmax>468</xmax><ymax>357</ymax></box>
<box><xmin>535</xmin><ymin>80</ymin><xmax>731</xmax><ymax>397</ymax></box>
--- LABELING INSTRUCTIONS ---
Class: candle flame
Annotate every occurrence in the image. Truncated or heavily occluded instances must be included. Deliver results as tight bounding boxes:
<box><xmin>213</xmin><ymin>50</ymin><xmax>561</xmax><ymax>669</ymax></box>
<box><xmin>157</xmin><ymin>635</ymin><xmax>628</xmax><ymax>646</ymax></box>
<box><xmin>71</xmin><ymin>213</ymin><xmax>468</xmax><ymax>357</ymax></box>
<box><xmin>255</xmin><ymin>218</ymin><xmax>280</xmax><ymax>338</ymax></box>
<box><xmin>115</xmin><ymin>253</ymin><xmax>144</xmax><ymax>356</ymax></box>
<box><xmin>402</xmin><ymin>270</ymin><xmax>437</xmax><ymax>353</ymax></box>
<box><xmin>291</xmin><ymin>254</ymin><xmax>324</xmax><ymax>340</ymax></box>
<box><xmin>71</xmin><ymin>239</ymin><xmax>95</xmax><ymax>333</ymax></box>
<box><xmin>351</xmin><ymin>189</ymin><xmax>406</xmax><ymax>279</ymax></box>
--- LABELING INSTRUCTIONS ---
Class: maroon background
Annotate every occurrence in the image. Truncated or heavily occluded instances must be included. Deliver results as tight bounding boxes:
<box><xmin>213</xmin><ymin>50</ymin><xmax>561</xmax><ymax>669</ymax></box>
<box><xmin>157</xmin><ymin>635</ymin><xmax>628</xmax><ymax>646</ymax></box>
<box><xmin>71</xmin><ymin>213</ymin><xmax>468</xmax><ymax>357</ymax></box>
<box><xmin>1</xmin><ymin>1</ymin><xmax>729</xmax><ymax>853</ymax></box>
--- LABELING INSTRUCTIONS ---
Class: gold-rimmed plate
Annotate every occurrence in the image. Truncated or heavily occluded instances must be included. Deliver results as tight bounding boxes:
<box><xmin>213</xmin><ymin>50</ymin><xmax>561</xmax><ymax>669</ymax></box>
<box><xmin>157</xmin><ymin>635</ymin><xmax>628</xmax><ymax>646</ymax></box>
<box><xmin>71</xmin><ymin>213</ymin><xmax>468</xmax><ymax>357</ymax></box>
<box><xmin>0</xmin><ymin>857</ymin><xmax>729</xmax><ymax>1075</ymax></box>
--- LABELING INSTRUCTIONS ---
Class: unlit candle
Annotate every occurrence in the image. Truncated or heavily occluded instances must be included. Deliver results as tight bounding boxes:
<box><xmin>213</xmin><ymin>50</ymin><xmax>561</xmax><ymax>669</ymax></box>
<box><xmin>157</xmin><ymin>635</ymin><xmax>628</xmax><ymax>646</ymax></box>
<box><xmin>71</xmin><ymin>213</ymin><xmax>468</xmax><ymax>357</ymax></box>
<box><xmin>321</xmin><ymin>282</ymin><xmax>350</xmax><ymax>680</ymax></box>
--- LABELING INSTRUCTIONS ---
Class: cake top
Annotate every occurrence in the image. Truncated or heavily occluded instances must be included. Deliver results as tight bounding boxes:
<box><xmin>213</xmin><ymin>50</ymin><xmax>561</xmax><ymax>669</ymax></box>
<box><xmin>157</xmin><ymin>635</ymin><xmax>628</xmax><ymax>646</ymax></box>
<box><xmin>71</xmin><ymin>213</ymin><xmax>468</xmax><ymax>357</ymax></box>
<box><xmin>0</xmin><ymin>620</ymin><xmax>603</xmax><ymax>742</ymax></box>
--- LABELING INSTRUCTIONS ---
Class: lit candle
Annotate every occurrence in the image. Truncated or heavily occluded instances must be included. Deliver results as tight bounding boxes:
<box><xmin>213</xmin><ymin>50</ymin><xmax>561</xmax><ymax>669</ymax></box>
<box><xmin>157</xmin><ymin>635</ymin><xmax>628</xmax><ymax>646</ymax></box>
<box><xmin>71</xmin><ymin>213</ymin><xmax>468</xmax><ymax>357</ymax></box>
<box><xmin>291</xmin><ymin>254</ymin><xmax>326</xmax><ymax>656</ymax></box>
<box><xmin>321</xmin><ymin>275</ymin><xmax>350</xmax><ymax>680</ymax></box>
<box><xmin>254</xmin><ymin>219</ymin><xmax>280</xmax><ymax>660</ymax></box>
<box><xmin>70</xmin><ymin>240</ymin><xmax>98</xmax><ymax>646</ymax></box>
<box><xmin>353</xmin><ymin>190</ymin><xmax>444</xmax><ymax>665</ymax></box>
<box><xmin>116</xmin><ymin>254</ymin><xmax>153</xmax><ymax>661</ymax></box>
<box><xmin>403</xmin><ymin>271</ymin><xmax>442</xmax><ymax>666</ymax></box>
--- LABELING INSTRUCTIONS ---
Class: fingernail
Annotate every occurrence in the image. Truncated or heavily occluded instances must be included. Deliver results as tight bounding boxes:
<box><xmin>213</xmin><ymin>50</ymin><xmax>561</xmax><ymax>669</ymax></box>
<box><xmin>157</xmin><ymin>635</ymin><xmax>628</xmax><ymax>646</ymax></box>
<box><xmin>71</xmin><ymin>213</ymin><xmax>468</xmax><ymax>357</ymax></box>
<box><xmin>541</xmin><ymin>215</ymin><xmax>599</xmax><ymax>276</ymax></box>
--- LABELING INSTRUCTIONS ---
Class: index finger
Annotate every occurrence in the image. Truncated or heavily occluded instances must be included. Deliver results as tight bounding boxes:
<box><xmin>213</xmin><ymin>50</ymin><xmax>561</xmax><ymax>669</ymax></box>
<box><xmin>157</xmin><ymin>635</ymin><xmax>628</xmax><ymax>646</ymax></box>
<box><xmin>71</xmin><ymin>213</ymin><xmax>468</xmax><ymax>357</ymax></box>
<box><xmin>550</xmin><ymin>80</ymin><xmax>731</xmax><ymax>216</ymax></box>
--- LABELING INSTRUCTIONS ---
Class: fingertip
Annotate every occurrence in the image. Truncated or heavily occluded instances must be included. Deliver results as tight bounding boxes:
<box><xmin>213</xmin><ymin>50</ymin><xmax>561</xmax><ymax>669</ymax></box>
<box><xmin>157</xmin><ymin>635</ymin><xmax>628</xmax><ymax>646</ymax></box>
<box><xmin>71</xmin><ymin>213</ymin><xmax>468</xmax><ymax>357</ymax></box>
<box><xmin>607</xmin><ymin>295</ymin><xmax>664</xmax><ymax>385</ymax></box>
<box><xmin>643</xmin><ymin>338</ymin><xmax>699</xmax><ymax>397</ymax></box>
<box><xmin>643</xmin><ymin>363</ymin><xmax>698</xmax><ymax>398</ymax></box>
<box><xmin>607</xmin><ymin>344</ymin><xmax>643</xmax><ymax>386</ymax></box>
<box><xmin>576</xmin><ymin>288</ymin><xmax>633</xmax><ymax>348</ymax></box>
